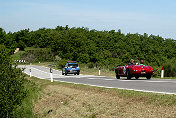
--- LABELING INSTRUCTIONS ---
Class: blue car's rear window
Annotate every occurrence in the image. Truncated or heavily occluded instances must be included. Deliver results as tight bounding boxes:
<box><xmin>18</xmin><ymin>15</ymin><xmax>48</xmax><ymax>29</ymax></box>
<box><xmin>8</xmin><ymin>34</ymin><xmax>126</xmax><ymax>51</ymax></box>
<box><xmin>68</xmin><ymin>63</ymin><xmax>78</xmax><ymax>68</ymax></box>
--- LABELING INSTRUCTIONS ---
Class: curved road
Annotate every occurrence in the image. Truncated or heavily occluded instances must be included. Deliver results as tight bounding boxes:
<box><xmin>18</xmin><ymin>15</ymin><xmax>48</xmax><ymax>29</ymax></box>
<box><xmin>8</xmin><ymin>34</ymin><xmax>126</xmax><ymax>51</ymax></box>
<box><xmin>18</xmin><ymin>65</ymin><xmax>176</xmax><ymax>95</ymax></box>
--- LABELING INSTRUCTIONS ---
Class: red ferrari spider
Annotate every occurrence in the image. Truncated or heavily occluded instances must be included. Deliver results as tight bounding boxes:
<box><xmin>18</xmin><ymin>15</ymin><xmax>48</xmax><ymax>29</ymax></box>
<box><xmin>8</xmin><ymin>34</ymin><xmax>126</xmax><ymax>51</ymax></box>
<box><xmin>115</xmin><ymin>64</ymin><xmax>154</xmax><ymax>79</ymax></box>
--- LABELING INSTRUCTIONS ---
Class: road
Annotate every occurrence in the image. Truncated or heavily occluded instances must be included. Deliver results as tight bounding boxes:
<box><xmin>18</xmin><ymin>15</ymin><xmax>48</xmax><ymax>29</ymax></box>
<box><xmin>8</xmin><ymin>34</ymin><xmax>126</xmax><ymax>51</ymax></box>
<box><xmin>18</xmin><ymin>65</ymin><xmax>176</xmax><ymax>95</ymax></box>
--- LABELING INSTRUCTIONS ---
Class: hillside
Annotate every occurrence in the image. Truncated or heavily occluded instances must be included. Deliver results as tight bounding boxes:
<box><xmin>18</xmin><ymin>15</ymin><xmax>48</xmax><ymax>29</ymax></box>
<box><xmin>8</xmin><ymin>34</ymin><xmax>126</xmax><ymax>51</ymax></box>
<box><xmin>0</xmin><ymin>26</ymin><xmax>176</xmax><ymax>77</ymax></box>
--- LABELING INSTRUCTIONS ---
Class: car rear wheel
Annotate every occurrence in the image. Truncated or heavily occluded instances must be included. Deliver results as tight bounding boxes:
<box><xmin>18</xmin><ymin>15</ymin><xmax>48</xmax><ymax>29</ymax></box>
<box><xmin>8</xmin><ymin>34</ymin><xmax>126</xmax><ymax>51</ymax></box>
<box><xmin>74</xmin><ymin>73</ymin><xmax>76</xmax><ymax>75</ymax></box>
<box><xmin>146</xmin><ymin>75</ymin><xmax>151</xmax><ymax>79</ymax></box>
<box><xmin>62</xmin><ymin>70</ymin><xmax>64</xmax><ymax>75</ymax></box>
<box><xmin>115</xmin><ymin>70</ymin><xmax>120</xmax><ymax>79</ymax></box>
<box><xmin>126</xmin><ymin>70</ymin><xmax>131</xmax><ymax>80</ymax></box>
<box><xmin>77</xmin><ymin>72</ymin><xmax>80</xmax><ymax>75</ymax></box>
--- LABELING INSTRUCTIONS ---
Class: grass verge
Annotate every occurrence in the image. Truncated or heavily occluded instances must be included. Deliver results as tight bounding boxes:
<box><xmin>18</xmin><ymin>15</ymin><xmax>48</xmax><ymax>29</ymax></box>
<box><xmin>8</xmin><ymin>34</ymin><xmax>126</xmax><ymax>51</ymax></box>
<box><xmin>12</xmin><ymin>76</ymin><xmax>39</xmax><ymax>118</ymax></box>
<box><xmin>19</xmin><ymin>76</ymin><xmax>176</xmax><ymax>118</ymax></box>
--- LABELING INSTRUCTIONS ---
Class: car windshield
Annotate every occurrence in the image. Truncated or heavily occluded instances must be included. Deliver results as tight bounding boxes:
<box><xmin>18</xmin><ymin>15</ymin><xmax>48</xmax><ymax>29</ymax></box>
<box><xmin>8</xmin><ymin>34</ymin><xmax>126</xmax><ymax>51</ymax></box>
<box><xmin>68</xmin><ymin>64</ymin><xmax>78</xmax><ymax>68</ymax></box>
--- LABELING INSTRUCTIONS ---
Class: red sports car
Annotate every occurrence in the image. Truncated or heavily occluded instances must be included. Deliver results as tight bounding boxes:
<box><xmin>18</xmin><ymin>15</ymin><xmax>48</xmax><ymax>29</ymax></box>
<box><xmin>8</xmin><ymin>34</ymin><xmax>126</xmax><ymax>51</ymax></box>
<box><xmin>115</xmin><ymin>65</ymin><xmax>154</xmax><ymax>79</ymax></box>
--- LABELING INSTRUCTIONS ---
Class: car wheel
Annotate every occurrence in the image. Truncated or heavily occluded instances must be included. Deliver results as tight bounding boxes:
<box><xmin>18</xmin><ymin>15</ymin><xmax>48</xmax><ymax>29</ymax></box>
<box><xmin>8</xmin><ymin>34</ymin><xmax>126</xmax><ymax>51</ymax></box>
<box><xmin>146</xmin><ymin>75</ymin><xmax>151</xmax><ymax>80</ymax></box>
<box><xmin>62</xmin><ymin>70</ymin><xmax>64</xmax><ymax>75</ymax></box>
<box><xmin>115</xmin><ymin>70</ymin><xmax>120</xmax><ymax>79</ymax></box>
<box><xmin>77</xmin><ymin>72</ymin><xmax>80</xmax><ymax>75</ymax></box>
<box><xmin>74</xmin><ymin>73</ymin><xmax>76</xmax><ymax>75</ymax></box>
<box><xmin>126</xmin><ymin>70</ymin><xmax>131</xmax><ymax>80</ymax></box>
<box><xmin>135</xmin><ymin>76</ymin><xmax>139</xmax><ymax>79</ymax></box>
<box><xmin>65</xmin><ymin>73</ymin><xmax>67</xmax><ymax>75</ymax></box>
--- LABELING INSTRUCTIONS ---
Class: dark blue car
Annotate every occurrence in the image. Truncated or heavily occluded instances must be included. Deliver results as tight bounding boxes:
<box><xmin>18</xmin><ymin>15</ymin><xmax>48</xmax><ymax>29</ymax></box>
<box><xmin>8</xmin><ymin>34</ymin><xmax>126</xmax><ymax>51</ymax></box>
<box><xmin>62</xmin><ymin>61</ymin><xmax>80</xmax><ymax>75</ymax></box>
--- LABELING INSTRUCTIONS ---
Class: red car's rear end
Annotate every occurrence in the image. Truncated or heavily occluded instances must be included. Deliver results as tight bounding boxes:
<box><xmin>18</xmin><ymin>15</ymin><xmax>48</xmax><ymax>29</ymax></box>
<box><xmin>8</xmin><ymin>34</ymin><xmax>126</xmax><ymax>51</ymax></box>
<box><xmin>128</xmin><ymin>65</ymin><xmax>154</xmax><ymax>79</ymax></box>
<box><xmin>115</xmin><ymin>65</ymin><xmax>154</xmax><ymax>79</ymax></box>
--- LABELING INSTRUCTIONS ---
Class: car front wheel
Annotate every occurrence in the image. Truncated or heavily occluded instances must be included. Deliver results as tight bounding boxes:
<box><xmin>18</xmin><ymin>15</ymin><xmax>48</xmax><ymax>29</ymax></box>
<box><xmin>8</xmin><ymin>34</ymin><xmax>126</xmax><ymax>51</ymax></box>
<box><xmin>146</xmin><ymin>75</ymin><xmax>151</xmax><ymax>80</ymax></box>
<box><xmin>126</xmin><ymin>70</ymin><xmax>131</xmax><ymax>80</ymax></box>
<box><xmin>62</xmin><ymin>70</ymin><xmax>64</xmax><ymax>75</ymax></box>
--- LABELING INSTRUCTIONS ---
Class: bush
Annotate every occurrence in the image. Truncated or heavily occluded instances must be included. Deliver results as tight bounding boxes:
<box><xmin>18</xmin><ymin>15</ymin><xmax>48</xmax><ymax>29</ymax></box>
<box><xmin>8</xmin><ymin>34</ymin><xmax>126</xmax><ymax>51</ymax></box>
<box><xmin>22</xmin><ymin>48</ymin><xmax>55</xmax><ymax>63</ymax></box>
<box><xmin>87</xmin><ymin>62</ymin><xmax>95</xmax><ymax>68</ymax></box>
<box><xmin>0</xmin><ymin>45</ymin><xmax>26</xmax><ymax>117</ymax></box>
<box><xmin>152</xmin><ymin>66</ymin><xmax>161</xmax><ymax>77</ymax></box>
<box><xmin>56</xmin><ymin>59</ymin><xmax>67</xmax><ymax>69</ymax></box>
<box><xmin>77</xmin><ymin>54</ymin><xmax>90</xmax><ymax>63</ymax></box>
<box><xmin>163</xmin><ymin>59</ymin><xmax>176</xmax><ymax>77</ymax></box>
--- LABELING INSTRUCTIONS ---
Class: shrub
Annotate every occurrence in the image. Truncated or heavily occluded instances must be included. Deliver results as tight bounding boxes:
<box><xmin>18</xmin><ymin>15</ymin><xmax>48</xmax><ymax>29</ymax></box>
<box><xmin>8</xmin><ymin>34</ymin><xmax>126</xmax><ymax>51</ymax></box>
<box><xmin>22</xmin><ymin>48</ymin><xmax>55</xmax><ymax>63</ymax></box>
<box><xmin>163</xmin><ymin>59</ymin><xmax>176</xmax><ymax>77</ymax></box>
<box><xmin>152</xmin><ymin>66</ymin><xmax>161</xmax><ymax>77</ymax></box>
<box><xmin>87</xmin><ymin>62</ymin><xmax>95</xmax><ymax>68</ymax></box>
<box><xmin>0</xmin><ymin>45</ymin><xmax>26</xmax><ymax>117</ymax></box>
<box><xmin>56</xmin><ymin>59</ymin><xmax>67</xmax><ymax>69</ymax></box>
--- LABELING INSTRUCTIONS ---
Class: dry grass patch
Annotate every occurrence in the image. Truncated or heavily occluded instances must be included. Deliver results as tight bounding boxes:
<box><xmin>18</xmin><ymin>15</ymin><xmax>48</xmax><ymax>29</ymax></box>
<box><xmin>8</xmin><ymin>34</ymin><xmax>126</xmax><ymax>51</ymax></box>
<box><xmin>32</xmin><ymin>81</ymin><xmax>176</xmax><ymax>118</ymax></box>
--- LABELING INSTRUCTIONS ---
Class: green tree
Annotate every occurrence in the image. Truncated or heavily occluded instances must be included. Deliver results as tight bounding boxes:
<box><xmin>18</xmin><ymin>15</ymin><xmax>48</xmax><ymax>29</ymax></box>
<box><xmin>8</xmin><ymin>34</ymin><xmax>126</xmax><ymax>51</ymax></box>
<box><xmin>0</xmin><ymin>45</ymin><xmax>26</xmax><ymax>117</ymax></box>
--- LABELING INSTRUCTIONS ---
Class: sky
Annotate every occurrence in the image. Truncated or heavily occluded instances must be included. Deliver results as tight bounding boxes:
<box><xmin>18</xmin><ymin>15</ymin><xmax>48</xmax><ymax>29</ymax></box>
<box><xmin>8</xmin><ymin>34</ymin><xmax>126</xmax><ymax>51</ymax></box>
<box><xmin>0</xmin><ymin>0</ymin><xmax>176</xmax><ymax>39</ymax></box>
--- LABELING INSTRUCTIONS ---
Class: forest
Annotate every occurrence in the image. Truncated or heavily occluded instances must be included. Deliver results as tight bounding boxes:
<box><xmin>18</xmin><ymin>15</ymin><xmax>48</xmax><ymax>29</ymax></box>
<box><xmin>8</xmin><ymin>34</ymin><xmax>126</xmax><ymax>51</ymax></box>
<box><xmin>0</xmin><ymin>26</ymin><xmax>175</xmax><ymax>77</ymax></box>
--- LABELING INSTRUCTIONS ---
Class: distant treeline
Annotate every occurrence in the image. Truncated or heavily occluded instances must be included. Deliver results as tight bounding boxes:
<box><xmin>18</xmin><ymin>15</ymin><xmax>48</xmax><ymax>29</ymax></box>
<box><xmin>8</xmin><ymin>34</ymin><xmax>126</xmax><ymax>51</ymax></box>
<box><xmin>0</xmin><ymin>26</ymin><xmax>175</xmax><ymax>76</ymax></box>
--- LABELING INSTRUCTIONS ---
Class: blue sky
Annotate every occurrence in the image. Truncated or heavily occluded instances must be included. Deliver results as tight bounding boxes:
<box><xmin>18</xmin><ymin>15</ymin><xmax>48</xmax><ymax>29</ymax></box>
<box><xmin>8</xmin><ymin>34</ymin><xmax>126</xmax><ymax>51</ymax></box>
<box><xmin>0</xmin><ymin>0</ymin><xmax>176</xmax><ymax>39</ymax></box>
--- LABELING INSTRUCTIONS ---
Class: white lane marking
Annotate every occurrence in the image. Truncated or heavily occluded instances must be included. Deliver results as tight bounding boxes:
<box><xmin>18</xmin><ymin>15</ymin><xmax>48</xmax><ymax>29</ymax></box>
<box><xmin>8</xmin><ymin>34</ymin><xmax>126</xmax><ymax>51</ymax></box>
<box><xmin>23</xmin><ymin>70</ymin><xmax>176</xmax><ymax>95</ymax></box>
<box><xmin>87</xmin><ymin>78</ymin><xmax>102</xmax><ymax>80</ymax></box>
<box><xmin>25</xmin><ymin>67</ymin><xmax>176</xmax><ymax>83</ymax></box>
<box><xmin>25</xmin><ymin>66</ymin><xmax>104</xmax><ymax>79</ymax></box>
<box><xmin>74</xmin><ymin>76</ymin><xmax>81</xmax><ymax>78</ymax></box>
<box><xmin>27</xmin><ymin>66</ymin><xmax>105</xmax><ymax>79</ymax></box>
<box><xmin>118</xmin><ymin>80</ymin><xmax>137</xmax><ymax>82</ymax></box>
<box><xmin>22</xmin><ymin>66</ymin><xmax>176</xmax><ymax>84</ymax></box>
<box><xmin>53</xmin><ymin>80</ymin><xmax>176</xmax><ymax>95</ymax></box>
<box><xmin>118</xmin><ymin>79</ymin><xmax>176</xmax><ymax>84</ymax></box>
<box><xmin>104</xmin><ymin>79</ymin><xmax>116</xmax><ymax>81</ymax></box>
<box><xmin>23</xmin><ymin>71</ymin><xmax>46</xmax><ymax>79</ymax></box>
<box><xmin>145</xmin><ymin>80</ymin><xmax>176</xmax><ymax>83</ymax></box>
<box><xmin>30</xmin><ymin>67</ymin><xmax>60</xmax><ymax>75</ymax></box>
<box><xmin>142</xmin><ymin>80</ymin><xmax>176</xmax><ymax>83</ymax></box>
<box><xmin>19</xmin><ymin>65</ymin><xmax>108</xmax><ymax>79</ymax></box>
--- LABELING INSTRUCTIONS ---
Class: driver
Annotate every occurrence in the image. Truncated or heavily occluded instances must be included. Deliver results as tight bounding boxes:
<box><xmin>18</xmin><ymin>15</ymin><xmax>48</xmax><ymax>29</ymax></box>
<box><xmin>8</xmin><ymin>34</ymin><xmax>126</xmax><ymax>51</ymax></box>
<box><xmin>128</xmin><ymin>59</ymin><xmax>134</xmax><ymax>66</ymax></box>
<box><xmin>139</xmin><ymin>58</ymin><xmax>145</xmax><ymax>66</ymax></box>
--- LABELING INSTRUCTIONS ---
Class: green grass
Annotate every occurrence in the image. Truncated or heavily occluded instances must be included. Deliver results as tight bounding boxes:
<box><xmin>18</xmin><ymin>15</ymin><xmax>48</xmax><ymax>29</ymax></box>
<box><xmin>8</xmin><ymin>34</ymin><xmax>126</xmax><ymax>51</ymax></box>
<box><xmin>10</xmin><ymin>47</ymin><xmax>41</xmax><ymax>61</ymax></box>
<box><xmin>11</xmin><ymin>50</ymin><xmax>25</xmax><ymax>60</ymax></box>
<box><xmin>21</xmin><ymin>76</ymin><xmax>176</xmax><ymax>117</ymax></box>
<box><xmin>25</xmin><ymin>47</ymin><xmax>48</xmax><ymax>51</ymax></box>
<box><xmin>12</xmin><ymin>76</ymin><xmax>40</xmax><ymax>118</ymax></box>
<box><xmin>80</xmin><ymin>64</ymin><xmax>115</xmax><ymax>77</ymax></box>
<box><xmin>11</xmin><ymin>74</ymin><xmax>176</xmax><ymax>117</ymax></box>
<box><xmin>156</xmin><ymin>77</ymin><xmax>176</xmax><ymax>79</ymax></box>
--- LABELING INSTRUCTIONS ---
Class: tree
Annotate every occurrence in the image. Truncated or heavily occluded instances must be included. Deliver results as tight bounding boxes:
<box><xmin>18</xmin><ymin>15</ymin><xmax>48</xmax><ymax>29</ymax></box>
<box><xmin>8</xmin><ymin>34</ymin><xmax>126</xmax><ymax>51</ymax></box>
<box><xmin>0</xmin><ymin>45</ymin><xmax>25</xmax><ymax>117</ymax></box>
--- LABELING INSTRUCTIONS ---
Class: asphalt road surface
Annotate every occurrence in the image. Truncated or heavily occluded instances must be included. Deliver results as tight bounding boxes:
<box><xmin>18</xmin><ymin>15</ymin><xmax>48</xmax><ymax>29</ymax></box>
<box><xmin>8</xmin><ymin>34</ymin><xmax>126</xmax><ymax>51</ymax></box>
<box><xmin>18</xmin><ymin>65</ymin><xmax>176</xmax><ymax>95</ymax></box>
